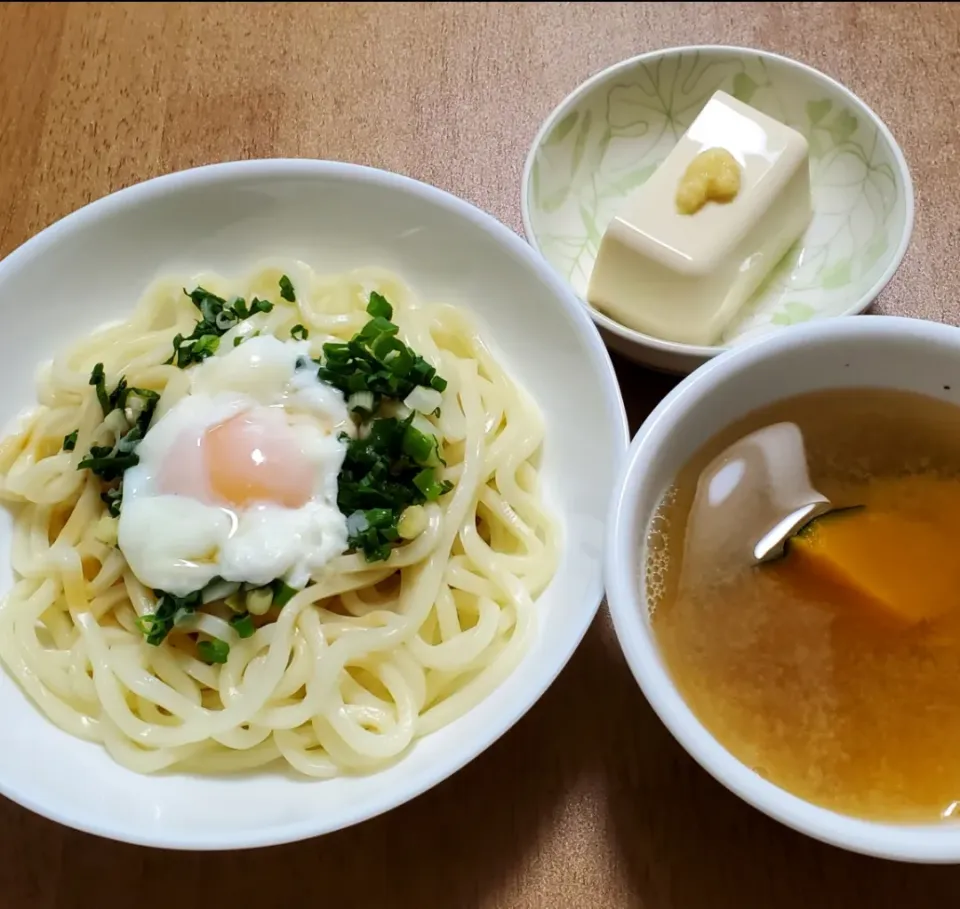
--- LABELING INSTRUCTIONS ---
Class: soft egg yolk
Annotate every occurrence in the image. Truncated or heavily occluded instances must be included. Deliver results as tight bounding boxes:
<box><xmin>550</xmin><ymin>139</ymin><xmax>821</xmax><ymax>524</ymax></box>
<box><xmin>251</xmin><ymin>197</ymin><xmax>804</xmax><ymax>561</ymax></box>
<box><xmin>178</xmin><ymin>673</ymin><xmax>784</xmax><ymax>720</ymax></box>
<box><xmin>200</xmin><ymin>411</ymin><xmax>315</xmax><ymax>509</ymax></box>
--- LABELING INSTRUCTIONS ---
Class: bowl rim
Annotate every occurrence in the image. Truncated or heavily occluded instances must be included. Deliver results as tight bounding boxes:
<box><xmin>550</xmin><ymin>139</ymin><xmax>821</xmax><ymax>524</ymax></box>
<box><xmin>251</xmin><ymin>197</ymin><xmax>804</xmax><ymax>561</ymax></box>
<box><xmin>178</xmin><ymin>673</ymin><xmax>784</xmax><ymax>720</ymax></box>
<box><xmin>520</xmin><ymin>44</ymin><xmax>917</xmax><ymax>362</ymax></box>
<box><xmin>604</xmin><ymin>314</ymin><xmax>960</xmax><ymax>863</ymax></box>
<box><xmin>0</xmin><ymin>158</ymin><xmax>630</xmax><ymax>850</ymax></box>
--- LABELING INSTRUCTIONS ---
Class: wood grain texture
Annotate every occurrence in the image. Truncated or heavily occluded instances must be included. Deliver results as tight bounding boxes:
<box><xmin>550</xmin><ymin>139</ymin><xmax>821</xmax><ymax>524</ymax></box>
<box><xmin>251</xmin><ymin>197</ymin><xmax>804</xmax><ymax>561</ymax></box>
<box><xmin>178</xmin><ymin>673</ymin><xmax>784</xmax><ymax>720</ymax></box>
<box><xmin>1</xmin><ymin>2</ymin><xmax>960</xmax><ymax>906</ymax></box>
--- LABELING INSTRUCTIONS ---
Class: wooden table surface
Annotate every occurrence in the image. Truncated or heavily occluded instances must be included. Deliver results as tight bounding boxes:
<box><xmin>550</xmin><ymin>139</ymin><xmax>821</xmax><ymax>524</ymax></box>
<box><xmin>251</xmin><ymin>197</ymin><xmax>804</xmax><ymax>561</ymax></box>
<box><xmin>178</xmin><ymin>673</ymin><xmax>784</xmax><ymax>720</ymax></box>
<box><xmin>2</xmin><ymin>2</ymin><xmax>960</xmax><ymax>906</ymax></box>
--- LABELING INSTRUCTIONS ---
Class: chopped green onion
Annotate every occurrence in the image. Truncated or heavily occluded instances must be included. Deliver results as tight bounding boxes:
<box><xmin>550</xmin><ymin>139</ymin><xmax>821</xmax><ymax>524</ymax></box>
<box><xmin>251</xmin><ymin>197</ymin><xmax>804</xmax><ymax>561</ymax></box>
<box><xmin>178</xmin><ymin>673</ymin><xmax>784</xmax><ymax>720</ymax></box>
<box><xmin>77</xmin><ymin>369</ymin><xmax>158</xmax><ymax>491</ymax></box>
<box><xmin>347</xmin><ymin>390</ymin><xmax>375</xmax><ymax>415</ymax></box>
<box><xmin>346</xmin><ymin>511</ymin><xmax>369</xmax><ymax>536</ymax></box>
<box><xmin>78</xmin><ymin>449</ymin><xmax>139</xmax><ymax>479</ymax></box>
<box><xmin>171</xmin><ymin>289</ymin><xmax>273</xmax><ymax>367</ymax></box>
<box><xmin>186</xmin><ymin>286</ymin><xmax>222</xmax><ymax>307</ymax></box>
<box><xmin>245</xmin><ymin>586</ymin><xmax>274</xmax><ymax>615</ymax></box>
<box><xmin>279</xmin><ymin>275</ymin><xmax>296</xmax><ymax>302</ymax></box>
<box><xmin>402</xmin><ymin>423</ymin><xmax>441</xmax><ymax>466</ymax></box>
<box><xmin>367</xmin><ymin>292</ymin><xmax>393</xmax><ymax>320</ymax></box>
<box><xmin>271</xmin><ymin>579</ymin><xmax>298</xmax><ymax>608</ymax></box>
<box><xmin>363</xmin><ymin>316</ymin><xmax>399</xmax><ymax>340</ymax></box>
<box><xmin>233</xmin><ymin>329</ymin><xmax>261</xmax><ymax>347</ymax></box>
<box><xmin>122</xmin><ymin>388</ymin><xmax>159</xmax><ymax>424</ymax></box>
<box><xmin>291</xmin><ymin>324</ymin><xmax>309</xmax><ymax>341</ymax></box>
<box><xmin>229</xmin><ymin>613</ymin><xmax>256</xmax><ymax>639</ymax></box>
<box><xmin>324</xmin><ymin>296</ymin><xmax>457</xmax><ymax>562</ymax></box>
<box><xmin>337</xmin><ymin>415</ymin><xmax>450</xmax><ymax>561</ymax></box>
<box><xmin>413</xmin><ymin>468</ymin><xmax>453</xmax><ymax>501</ymax></box>
<box><xmin>89</xmin><ymin>363</ymin><xmax>111</xmax><ymax>416</ymax></box>
<box><xmin>317</xmin><ymin>293</ymin><xmax>447</xmax><ymax>412</ymax></box>
<box><xmin>397</xmin><ymin>505</ymin><xmax>427</xmax><ymax>540</ymax></box>
<box><xmin>404</xmin><ymin>386</ymin><xmax>443</xmax><ymax>414</ymax></box>
<box><xmin>365</xmin><ymin>508</ymin><xmax>395</xmax><ymax>527</ymax></box>
<box><xmin>197</xmin><ymin>638</ymin><xmax>230</xmax><ymax>664</ymax></box>
<box><xmin>193</xmin><ymin>334</ymin><xmax>220</xmax><ymax>358</ymax></box>
<box><xmin>215</xmin><ymin>310</ymin><xmax>238</xmax><ymax>331</ymax></box>
<box><xmin>187</xmin><ymin>287</ymin><xmax>224</xmax><ymax>319</ymax></box>
<box><xmin>134</xmin><ymin>614</ymin><xmax>159</xmax><ymax>636</ymax></box>
<box><xmin>172</xmin><ymin>604</ymin><xmax>195</xmax><ymax>626</ymax></box>
<box><xmin>62</xmin><ymin>430</ymin><xmax>78</xmax><ymax>451</ymax></box>
<box><xmin>101</xmin><ymin>487</ymin><xmax>123</xmax><ymax>517</ymax></box>
<box><xmin>137</xmin><ymin>589</ymin><xmax>202</xmax><ymax>646</ymax></box>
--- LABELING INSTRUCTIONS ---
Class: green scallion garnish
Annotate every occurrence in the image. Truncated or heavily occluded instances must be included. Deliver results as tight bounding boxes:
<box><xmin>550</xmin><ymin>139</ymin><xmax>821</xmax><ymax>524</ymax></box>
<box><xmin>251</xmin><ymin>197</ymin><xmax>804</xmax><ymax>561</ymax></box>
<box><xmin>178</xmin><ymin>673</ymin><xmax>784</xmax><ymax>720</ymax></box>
<box><xmin>316</xmin><ymin>293</ymin><xmax>447</xmax><ymax>410</ymax></box>
<box><xmin>135</xmin><ymin>589</ymin><xmax>202</xmax><ymax>646</ymax></box>
<box><xmin>271</xmin><ymin>579</ymin><xmax>298</xmax><ymax>608</ymax></box>
<box><xmin>101</xmin><ymin>486</ymin><xmax>123</xmax><ymax>518</ymax></box>
<box><xmin>197</xmin><ymin>638</ymin><xmax>230</xmax><ymax>664</ymax></box>
<box><xmin>229</xmin><ymin>613</ymin><xmax>256</xmax><ymax>639</ymax></box>
<box><xmin>413</xmin><ymin>467</ymin><xmax>453</xmax><ymax>502</ymax></box>
<box><xmin>89</xmin><ymin>363</ymin><xmax>111</xmax><ymax>417</ymax></box>
<box><xmin>317</xmin><ymin>294</ymin><xmax>454</xmax><ymax>562</ymax></box>
<box><xmin>366</xmin><ymin>291</ymin><xmax>392</xmax><ymax>320</ymax></box>
<box><xmin>336</xmin><ymin>413</ymin><xmax>451</xmax><ymax>561</ymax></box>
<box><xmin>76</xmin><ymin>366</ymin><xmax>159</xmax><ymax>516</ymax></box>
<box><xmin>170</xmin><ymin>288</ymin><xmax>275</xmax><ymax>368</ymax></box>
<box><xmin>402</xmin><ymin>423</ymin><xmax>442</xmax><ymax>466</ymax></box>
<box><xmin>279</xmin><ymin>275</ymin><xmax>296</xmax><ymax>302</ymax></box>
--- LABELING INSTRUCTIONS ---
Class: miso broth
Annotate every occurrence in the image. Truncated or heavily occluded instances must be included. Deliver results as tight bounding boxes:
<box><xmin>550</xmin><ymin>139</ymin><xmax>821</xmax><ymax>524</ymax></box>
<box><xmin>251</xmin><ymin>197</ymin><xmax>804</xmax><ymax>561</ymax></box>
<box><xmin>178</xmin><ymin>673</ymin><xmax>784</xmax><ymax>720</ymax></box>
<box><xmin>648</xmin><ymin>388</ymin><xmax>960</xmax><ymax>822</ymax></box>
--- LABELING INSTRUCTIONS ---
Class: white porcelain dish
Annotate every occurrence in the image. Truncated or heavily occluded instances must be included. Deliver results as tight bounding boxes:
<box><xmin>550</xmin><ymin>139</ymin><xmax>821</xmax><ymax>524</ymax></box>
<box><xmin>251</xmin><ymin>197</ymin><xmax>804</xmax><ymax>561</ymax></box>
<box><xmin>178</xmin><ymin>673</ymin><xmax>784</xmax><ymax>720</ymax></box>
<box><xmin>0</xmin><ymin>159</ymin><xmax>629</xmax><ymax>849</ymax></box>
<box><xmin>605</xmin><ymin>314</ymin><xmax>960</xmax><ymax>862</ymax></box>
<box><xmin>522</xmin><ymin>46</ymin><xmax>915</xmax><ymax>374</ymax></box>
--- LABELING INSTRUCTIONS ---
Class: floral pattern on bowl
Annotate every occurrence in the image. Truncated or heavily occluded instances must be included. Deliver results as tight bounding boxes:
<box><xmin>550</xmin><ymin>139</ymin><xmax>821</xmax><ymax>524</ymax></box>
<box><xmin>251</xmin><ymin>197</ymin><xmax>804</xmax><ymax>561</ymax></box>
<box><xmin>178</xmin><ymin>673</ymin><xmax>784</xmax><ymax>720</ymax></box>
<box><xmin>523</xmin><ymin>47</ymin><xmax>913</xmax><ymax>360</ymax></box>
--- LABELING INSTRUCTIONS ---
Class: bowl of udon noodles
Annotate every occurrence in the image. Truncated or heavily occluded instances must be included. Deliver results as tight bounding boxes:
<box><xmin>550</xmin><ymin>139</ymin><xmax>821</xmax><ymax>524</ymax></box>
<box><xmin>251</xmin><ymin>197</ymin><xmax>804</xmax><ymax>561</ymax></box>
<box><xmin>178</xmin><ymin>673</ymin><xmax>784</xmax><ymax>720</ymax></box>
<box><xmin>0</xmin><ymin>159</ymin><xmax>627</xmax><ymax>848</ymax></box>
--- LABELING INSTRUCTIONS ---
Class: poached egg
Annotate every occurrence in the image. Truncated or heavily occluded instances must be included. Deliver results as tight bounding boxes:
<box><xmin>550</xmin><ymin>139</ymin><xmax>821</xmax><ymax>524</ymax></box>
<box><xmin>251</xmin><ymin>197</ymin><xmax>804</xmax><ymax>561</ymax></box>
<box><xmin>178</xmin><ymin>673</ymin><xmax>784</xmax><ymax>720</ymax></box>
<box><xmin>118</xmin><ymin>335</ymin><xmax>350</xmax><ymax>596</ymax></box>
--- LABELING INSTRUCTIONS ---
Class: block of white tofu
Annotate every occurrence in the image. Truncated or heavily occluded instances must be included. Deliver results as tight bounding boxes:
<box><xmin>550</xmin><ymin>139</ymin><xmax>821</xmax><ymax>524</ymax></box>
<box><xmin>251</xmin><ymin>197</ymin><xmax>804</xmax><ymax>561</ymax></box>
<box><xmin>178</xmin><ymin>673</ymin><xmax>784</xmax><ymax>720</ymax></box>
<box><xmin>587</xmin><ymin>91</ymin><xmax>812</xmax><ymax>346</ymax></box>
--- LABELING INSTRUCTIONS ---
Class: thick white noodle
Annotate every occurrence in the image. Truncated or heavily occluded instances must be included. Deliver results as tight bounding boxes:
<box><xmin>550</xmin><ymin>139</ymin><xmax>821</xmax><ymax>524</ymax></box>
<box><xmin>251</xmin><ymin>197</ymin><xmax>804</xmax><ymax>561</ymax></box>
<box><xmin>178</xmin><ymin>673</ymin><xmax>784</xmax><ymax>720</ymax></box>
<box><xmin>0</xmin><ymin>264</ymin><xmax>559</xmax><ymax>775</ymax></box>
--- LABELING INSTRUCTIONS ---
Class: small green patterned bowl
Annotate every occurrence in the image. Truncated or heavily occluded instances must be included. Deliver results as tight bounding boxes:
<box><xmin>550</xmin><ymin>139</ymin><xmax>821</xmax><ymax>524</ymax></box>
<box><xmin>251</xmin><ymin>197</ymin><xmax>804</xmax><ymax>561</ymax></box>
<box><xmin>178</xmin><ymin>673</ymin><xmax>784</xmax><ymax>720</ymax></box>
<box><xmin>522</xmin><ymin>46</ymin><xmax>914</xmax><ymax>374</ymax></box>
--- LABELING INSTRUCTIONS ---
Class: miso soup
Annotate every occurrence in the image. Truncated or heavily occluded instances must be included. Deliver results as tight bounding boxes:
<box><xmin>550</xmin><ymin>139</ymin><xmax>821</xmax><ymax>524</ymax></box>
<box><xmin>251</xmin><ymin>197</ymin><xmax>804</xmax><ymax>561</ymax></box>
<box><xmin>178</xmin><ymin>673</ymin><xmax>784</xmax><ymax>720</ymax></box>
<box><xmin>648</xmin><ymin>388</ymin><xmax>960</xmax><ymax>822</ymax></box>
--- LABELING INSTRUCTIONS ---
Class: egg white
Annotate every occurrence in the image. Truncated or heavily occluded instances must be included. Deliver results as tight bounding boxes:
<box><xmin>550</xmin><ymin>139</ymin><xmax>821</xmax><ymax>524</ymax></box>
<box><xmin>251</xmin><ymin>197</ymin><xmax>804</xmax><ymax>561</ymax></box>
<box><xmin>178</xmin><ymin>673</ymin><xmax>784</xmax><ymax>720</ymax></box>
<box><xmin>118</xmin><ymin>335</ymin><xmax>350</xmax><ymax>596</ymax></box>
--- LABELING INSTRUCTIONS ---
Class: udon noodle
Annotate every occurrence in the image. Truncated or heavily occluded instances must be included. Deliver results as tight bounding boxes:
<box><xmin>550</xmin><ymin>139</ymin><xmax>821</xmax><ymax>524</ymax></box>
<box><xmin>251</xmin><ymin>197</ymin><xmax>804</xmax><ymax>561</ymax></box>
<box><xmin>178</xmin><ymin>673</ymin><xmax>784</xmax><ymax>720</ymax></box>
<box><xmin>0</xmin><ymin>263</ymin><xmax>558</xmax><ymax>775</ymax></box>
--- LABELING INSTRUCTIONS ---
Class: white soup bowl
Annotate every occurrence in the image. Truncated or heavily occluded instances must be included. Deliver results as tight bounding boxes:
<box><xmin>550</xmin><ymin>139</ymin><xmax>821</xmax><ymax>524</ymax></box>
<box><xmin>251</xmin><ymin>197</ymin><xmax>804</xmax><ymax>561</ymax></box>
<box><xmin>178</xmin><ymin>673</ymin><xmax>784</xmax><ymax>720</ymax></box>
<box><xmin>606</xmin><ymin>315</ymin><xmax>960</xmax><ymax>862</ymax></box>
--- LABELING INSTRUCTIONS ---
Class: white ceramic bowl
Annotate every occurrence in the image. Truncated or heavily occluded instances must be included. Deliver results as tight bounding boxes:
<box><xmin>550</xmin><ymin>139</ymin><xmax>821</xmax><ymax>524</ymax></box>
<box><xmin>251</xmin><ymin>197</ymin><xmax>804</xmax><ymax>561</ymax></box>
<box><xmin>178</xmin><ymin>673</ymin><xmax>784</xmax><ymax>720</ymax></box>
<box><xmin>605</xmin><ymin>315</ymin><xmax>960</xmax><ymax>862</ymax></box>
<box><xmin>522</xmin><ymin>46</ymin><xmax>915</xmax><ymax>374</ymax></box>
<box><xmin>0</xmin><ymin>160</ymin><xmax>628</xmax><ymax>849</ymax></box>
